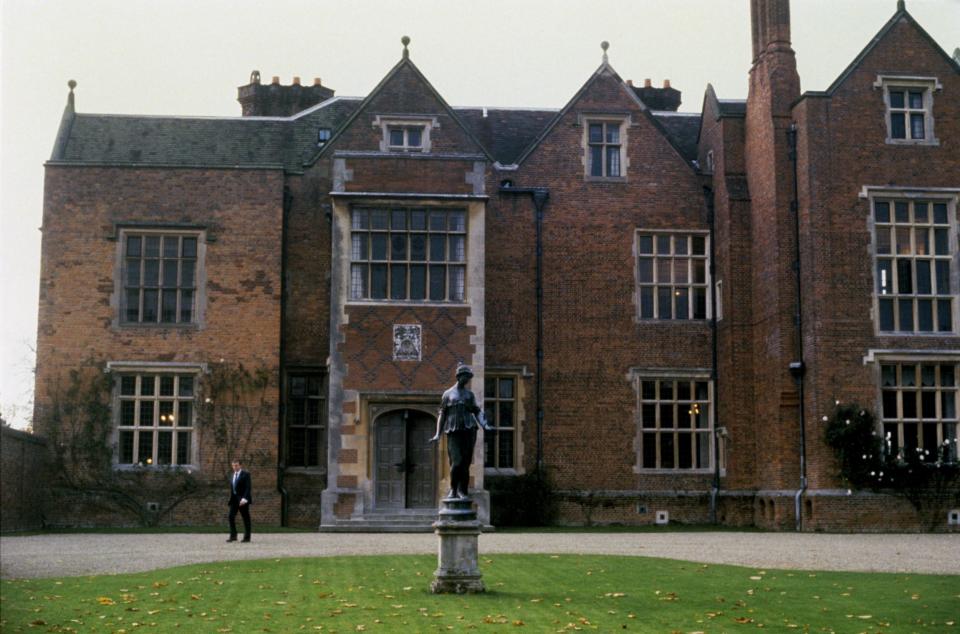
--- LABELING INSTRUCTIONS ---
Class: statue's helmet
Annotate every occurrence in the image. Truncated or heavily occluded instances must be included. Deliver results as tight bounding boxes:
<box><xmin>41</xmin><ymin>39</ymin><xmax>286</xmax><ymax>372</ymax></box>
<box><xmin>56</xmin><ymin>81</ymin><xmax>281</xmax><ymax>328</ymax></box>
<box><xmin>455</xmin><ymin>364</ymin><xmax>474</xmax><ymax>378</ymax></box>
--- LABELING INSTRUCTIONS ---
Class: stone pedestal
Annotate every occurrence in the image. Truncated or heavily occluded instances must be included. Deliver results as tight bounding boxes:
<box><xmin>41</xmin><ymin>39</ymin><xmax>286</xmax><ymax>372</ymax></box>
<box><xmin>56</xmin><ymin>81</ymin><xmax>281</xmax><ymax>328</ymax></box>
<box><xmin>431</xmin><ymin>495</ymin><xmax>486</xmax><ymax>594</ymax></box>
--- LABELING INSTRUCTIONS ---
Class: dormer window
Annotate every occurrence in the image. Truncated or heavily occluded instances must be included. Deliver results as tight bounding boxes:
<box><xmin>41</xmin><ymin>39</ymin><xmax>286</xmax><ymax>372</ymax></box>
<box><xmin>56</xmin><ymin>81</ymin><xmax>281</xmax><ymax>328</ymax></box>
<box><xmin>317</xmin><ymin>127</ymin><xmax>331</xmax><ymax>146</ymax></box>
<box><xmin>582</xmin><ymin>116</ymin><xmax>627</xmax><ymax>180</ymax></box>
<box><xmin>875</xmin><ymin>75</ymin><xmax>941</xmax><ymax>145</ymax></box>
<box><xmin>388</xmin><ymin>126</ymin><xmax>423</xmax><ymax>151</ymax></box>
<box><xmin>374</xmin><ymin>115</ymin><xmax>437</xmax><ymax>153</ymax></box>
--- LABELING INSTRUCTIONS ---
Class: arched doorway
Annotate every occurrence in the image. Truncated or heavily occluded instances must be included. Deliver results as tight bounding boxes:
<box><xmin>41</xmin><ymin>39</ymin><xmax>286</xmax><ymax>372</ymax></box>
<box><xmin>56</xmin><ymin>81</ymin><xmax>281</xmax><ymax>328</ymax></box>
<box><xmin>374</xmin><ymin>409</ymin><xmax>438</xmax><ymax>509</ymax></box>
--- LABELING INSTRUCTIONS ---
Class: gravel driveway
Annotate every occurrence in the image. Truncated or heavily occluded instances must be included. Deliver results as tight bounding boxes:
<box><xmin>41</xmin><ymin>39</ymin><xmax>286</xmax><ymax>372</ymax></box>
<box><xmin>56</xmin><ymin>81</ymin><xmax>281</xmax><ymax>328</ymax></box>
<box><xmin>2</xmin><ymin>532</ymin><xmax>958</xmax><ymax>579</ymax></box>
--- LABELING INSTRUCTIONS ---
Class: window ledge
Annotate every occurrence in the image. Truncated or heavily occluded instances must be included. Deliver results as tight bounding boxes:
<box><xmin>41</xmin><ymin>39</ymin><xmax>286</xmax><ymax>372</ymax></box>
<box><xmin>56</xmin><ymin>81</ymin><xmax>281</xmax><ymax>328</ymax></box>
<box><xmin>117</xmin><ymin>322</ymin><xmax>201</xmax><ymax>331</ymax></box>
<box><xmin>284</xmin><ymin>467</ymin><xmax>327</xmax><ymax>475</ymax></box>
<box><xmin>346</xmin><ymin>300</ymin><xmax>470</xmax><ymax>308</ymax></box>
<box><xmin>885</xmin><ymin>138</ymin><xmax>940</xmax><ymax>147</ymax></box>
<box><xmin>877</xmin><ymin>331</ymin><xmax>958</xmax><ymax>337</ymax></box>
<box><xmin>634</xmin><ymin>318</ymin><xmax>711</xmax><ymax>324</ymax></box>
<box><xmin>484</xmin><ymin>468</ymin><xmax>522</xmax><ymax>477</ymax></box>
<box><xmin>113</xmin><ymin>463</ymin><xmax>198</xmax><ymax>472</ymax></box>
<box><xmin>635</xmin><ymin>468</ymin><xmax>715</xmax><ymax>475</ymax></box>
<box><xmin>584</xmin><ymin>176</ymin><xmax>627</xmax><ymax>183</ymax></box>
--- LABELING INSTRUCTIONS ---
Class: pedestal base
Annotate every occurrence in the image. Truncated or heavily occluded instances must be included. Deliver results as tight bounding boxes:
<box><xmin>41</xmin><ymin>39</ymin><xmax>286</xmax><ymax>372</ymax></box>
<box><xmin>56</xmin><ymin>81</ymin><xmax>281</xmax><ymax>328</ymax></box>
<box><xmin>431</xmin><ymin>495</ymin><xmax>486</xmax><ymax>594</ymax></box>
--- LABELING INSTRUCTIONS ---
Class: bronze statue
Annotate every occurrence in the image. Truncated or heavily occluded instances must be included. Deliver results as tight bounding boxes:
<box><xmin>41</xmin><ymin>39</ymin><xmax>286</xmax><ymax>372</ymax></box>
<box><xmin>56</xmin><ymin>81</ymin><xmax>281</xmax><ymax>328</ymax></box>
<box><xmin>430</xmin><ymin>364</ymin><xmax>492</xmax><ymax>499</ymax></box>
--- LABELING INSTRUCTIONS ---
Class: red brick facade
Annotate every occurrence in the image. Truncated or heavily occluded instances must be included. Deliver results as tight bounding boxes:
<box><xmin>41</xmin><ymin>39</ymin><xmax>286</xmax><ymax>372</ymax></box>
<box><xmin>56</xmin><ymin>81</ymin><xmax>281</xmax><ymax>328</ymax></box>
<box><xmin>33</xmin><ymin>2</ymin><xmax>959</xmax><ymax>531</ymax></box>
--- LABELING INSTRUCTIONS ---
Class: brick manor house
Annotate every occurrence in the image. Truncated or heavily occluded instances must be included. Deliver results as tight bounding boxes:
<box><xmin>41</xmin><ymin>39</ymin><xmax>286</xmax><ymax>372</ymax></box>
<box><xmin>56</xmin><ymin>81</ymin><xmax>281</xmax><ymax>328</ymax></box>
<box><xmin>34</xmin><ymin>0</ymin><xmax>959</xmax><ymax>531</ymax></box>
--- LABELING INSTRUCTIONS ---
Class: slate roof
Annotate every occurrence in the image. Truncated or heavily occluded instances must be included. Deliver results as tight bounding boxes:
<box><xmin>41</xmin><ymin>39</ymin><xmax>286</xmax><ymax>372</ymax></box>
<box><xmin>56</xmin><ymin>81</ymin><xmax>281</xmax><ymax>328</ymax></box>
<box><xmin>454</xmin><ymin>107</ymin><xmax>558</xmax><ymax>165</ymax></box>
<box><xmin>52</xmin><ymin>97</ymin><xmax>361</xmax><ymax>171</ymax></box>
<box><xmin>51</xmin><ymin>84</ymin><xmax>700</xmax><ymax>169</ymax></box>
<box><xmin>717</xmin><ymin>100</ymin><xmax>746</xmax><ymax>117</ymax></box>
<box><xmin>650</xmin><ymin>112</ymin><xmax>702</xmax><ymax>163</ymax></box>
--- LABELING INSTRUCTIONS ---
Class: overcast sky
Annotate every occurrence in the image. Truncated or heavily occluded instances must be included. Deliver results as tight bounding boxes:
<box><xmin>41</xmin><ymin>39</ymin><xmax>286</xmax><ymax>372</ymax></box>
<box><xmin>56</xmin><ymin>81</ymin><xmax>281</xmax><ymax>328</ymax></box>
<box><xmin>1</xmin><ymin>0</ymin><xmax>957</xmax><ymax>429</ymax></box>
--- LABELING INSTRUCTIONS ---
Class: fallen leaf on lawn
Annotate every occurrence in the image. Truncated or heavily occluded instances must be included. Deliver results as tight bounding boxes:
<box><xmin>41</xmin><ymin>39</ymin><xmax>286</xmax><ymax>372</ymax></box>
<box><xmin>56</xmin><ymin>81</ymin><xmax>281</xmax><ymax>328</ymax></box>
<box><xmin>97</xmin><ymin>597</ymin><xmax>115</xmax><ymax>605</ymax></box>
<box><xmin>749</xmin><ymin>576</ymin><xmax>762</xmax><ymax>581</ymax></box>
<box><xmin>734</xmin><ymin>617</ymin><xmax>754</xmax><ymax>624</ymax></box>
<box><xmin>274</xmin><ymin>601</ymin><xmax>287</xmax><ymax>605</ymax></box>
<box><xmin>857</xmin><ymin>615</ymin><xmax>872</xmax><ymax>619</ymax></box>
<box><xmin>191</xmin><ymin>595</ymin><xmax>202</xmax><ymax>600</ymax></box>
<box><xmin>30</xmin><ymin>620</ymin><xmax>47</xmax><ymax>626</ymax></box>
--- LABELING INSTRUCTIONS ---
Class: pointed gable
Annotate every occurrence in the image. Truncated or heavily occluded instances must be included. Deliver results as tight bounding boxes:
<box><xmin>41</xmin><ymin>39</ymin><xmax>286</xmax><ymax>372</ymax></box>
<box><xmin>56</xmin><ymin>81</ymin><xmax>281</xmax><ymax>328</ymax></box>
<box><xmin>311</xmin><ymin>53</ymin><xmax>492</xmax><ymax>164</ymax></box>
<box><xmin>811</xmin><ymin>5</ymin><xmax>959</xmax><ymax>98</ymax></box>
<box><xmin>514</xmin><ymin>60</ymin><xmax>698</xmax><ymax>173</ymax></box>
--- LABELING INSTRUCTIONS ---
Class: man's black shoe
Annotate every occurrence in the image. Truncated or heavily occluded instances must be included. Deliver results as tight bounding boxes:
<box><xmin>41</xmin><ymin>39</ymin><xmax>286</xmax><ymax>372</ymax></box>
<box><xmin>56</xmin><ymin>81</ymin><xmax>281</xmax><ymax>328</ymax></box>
<box><xmin>241</xmin><ymin>538</ymin><xmax>251</xmax><ymax>543</ymax></box>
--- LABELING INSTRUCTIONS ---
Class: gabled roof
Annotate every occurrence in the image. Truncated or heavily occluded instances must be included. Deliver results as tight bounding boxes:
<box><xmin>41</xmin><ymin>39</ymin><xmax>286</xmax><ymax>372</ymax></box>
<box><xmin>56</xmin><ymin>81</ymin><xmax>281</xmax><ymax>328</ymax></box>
<box><xmin>454</xmin><ymin>107</ymin><xmax>557</xmax><ymax>165</ymax></box>
<box><xmin>651</xmin><ymin>111</ymin><xmax>702</xmax><ymax>163</ymax></box>
<box><xmin>49</xmin><ymin>95</ymin><xmax>361</xmax><ymax>171</ymax></box>
<box><xmin>307</xmin><ymin>49</ymin><xmax>494</xmax><ymax>165</ymax></box>
<box><xmin>806</xmin><ymin>3</ymin><xmax>960</xmax><ymax>98</ymax></box>
<box><xmin>510</xmin><ymin>58</ymin><xmax>698</xmax><ymax>170</ymax></box>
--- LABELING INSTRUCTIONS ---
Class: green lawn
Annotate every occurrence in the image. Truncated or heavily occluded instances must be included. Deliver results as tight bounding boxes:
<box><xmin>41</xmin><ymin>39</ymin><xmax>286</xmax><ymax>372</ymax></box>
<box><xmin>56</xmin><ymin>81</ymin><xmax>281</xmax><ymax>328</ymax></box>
<box><xmin>2</xmin><ymin>555</ymin><xmax>957</xmax><ymax>632</ymax></box>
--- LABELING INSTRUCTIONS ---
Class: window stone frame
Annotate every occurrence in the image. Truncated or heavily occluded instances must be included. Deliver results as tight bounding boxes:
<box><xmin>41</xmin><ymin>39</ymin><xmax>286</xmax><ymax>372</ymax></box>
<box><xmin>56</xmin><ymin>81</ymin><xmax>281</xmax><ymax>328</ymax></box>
<box><xmin>635</xmin><ymin>229</ymin><xmax>712</xmax><ymax>322</ymax></box>
<box><xmin>874</xmin><ymin>75</ymin><xmax>941</xmax><ymax>146</ymax></box>
<box><xmin>112</xmin><ymin>225</ymin><xmax>207</xmax><ymax>330</ymax></box>
<box><xmin>107</xmin><ymin>361</ymin><xmax>204</xmax><ymax>470</ymax></box>
<box><xmin>348</xmin><ymin>206</ymin><xmax>468</xmax><ymax>304</ymax></box>
<box><xmin>580</xmin><ymin>113</ymin><xmax>629</xmax><ymax>182</ymax></box>
<box><xmin>864</xmin><ymin>352</ymin><xmax>960</xmax><ymax>464</ymax></box>
<box><xmin>631</xmin><ymin>368</ymin><xmax>715</xmax><ymax>474</ymax></box>
<box><xmin>373</xmin><ymin>114</ymin><xmax>438</xmax><ymax>153</ymax></box>
<box><xmin>864</xmin><ymin>188</ymin><xmax>959</xmax><ymax>337</ymax></box>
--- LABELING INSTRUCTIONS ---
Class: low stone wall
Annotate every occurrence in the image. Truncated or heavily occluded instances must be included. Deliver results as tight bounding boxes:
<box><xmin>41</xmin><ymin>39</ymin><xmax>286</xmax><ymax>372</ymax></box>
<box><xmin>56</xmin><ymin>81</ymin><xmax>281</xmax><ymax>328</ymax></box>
<box><xmin>555</xmin><ymin>491</ymin><xmax>755</xmax><ymax>528</ymax></box>
<box><xmin>41</xmin><ymin>487</ymin><xmax>282</xmax><ymax>529</ymax></box>
<box><xmin>550</xmin><ymin>488</ymin><xmax>960</xmax><ymax>532</ymax></box>
<box><xmin>1</xmin><ymin>426</ymin><xmax>49</xmax><ymax>532</ymax></box>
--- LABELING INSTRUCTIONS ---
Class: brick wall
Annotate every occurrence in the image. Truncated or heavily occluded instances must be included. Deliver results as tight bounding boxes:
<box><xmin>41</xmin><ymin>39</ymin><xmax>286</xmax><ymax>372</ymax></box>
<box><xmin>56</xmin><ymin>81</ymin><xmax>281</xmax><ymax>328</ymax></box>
<box><xmin>0</xmin><ymin>427</ymin><xmax>48</xmax><ymax>532</ymax></box>
<box><xmin>793</xmin><ymin>17</ymin><xmax>960</xmax><ymax>492</ymax></box>
<box><xmin>35</xmin><ymin>166</ymin><xmax>285</xmax><ymax>526</ymax></box>
<box><xmin>488</xmin><ymin>70</ymin><xmax>712</xmax><ymax>498</ymax></box>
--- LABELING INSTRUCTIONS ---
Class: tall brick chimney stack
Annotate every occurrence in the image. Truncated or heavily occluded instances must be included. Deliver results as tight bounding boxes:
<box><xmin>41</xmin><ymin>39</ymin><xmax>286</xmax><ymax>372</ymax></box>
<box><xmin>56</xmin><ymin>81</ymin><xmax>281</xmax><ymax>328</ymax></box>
<box><xmin>237</xmin><ymin>70</ymin><xmax>335</xmax><ymax>117</ymax></box>
<box><xmin>744</xmin><ymin>0</ymin><xmax>803</xmax><ymax>492</ymax></box>
<box><xmin>750</xmin><ymin>0</ymin><xmax>795</xmax><ymax>61</ymax></box>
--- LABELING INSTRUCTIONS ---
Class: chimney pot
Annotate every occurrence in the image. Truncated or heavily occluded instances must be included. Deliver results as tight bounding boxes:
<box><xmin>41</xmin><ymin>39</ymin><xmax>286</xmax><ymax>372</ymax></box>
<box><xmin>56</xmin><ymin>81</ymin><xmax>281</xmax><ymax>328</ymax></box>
<box><xmin>313</xmin><ymin>77</ymin><xmax>322</xmax><ymax>86</ymax></box>
<box><xmin>627</xmin><ymin>79</ymin><xmax>633</xmax><ymax>86</ymax></box>
<box><xmin>663</xmin><ymin>79</ymin><xmax>671</xmax><ymax>89</ymax></box>
<box><xmin>292</xmin><ymin>76</ymin><xmax>301</xmax><ymax>85</ymax></box>
<box><xmin>644</xmin><ymin>78</ymin><xmax>652</xmax><ymax>88</ymax></box>
<box><xmin>271</xmin><ymin>76</ymin><xmax>280</xmax><ymax>85</ymax></box>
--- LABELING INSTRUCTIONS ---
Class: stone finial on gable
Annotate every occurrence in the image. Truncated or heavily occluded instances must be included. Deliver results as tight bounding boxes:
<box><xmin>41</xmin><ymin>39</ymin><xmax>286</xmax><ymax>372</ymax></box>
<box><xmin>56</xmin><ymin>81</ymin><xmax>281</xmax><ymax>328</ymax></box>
<box><xmin>402</xmin><ymin>35</ymin><xmax>411</xmax><ymax>59</ymax></box>
<box><xmin>897</xmin><ymin>0</ymin><xmax>905</xmax><ymax>11</ymax></box>
<box><xmin>601</xmin><ymin>41</ymin><xmax>610</xmax><ymax>64</ymax></box>
<box><xmin>67</xmin><ymin>79</ymin><xmax>77</xmax><ymax>110</ymax></box>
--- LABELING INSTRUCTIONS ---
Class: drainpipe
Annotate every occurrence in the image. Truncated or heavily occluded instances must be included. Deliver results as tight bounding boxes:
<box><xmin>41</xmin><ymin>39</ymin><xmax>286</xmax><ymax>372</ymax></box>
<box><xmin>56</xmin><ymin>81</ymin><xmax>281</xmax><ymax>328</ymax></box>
<box><xmin>276</xmin><ymin>184</ymin><xmax>292</xmax><ymax>527</ymax></box>
<box><xmin>703</xmin><ymin>186</ymin><xmax>721</xmax><ymax>524</ymax></box>
<box><xmin>498</xmin><ymin>185</ymin><xmax>549</xmax><ymax>477</ymax></box>
<box><xmin>787</xmin><ymin>123</ymin><xmax>807</xmax><ymax>532</ymax></box>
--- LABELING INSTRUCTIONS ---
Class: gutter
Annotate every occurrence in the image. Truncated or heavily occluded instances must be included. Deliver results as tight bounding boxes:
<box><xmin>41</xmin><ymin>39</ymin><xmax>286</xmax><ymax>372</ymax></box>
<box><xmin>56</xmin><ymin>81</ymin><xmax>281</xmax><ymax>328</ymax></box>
<box><xmin>787</xmin><ymin>123</ymin><xmax>807</xmax><ymax>532</ymax></box>
<box><xmin>497</xmin><ymin>185</ymin><xmax>549</xmax><ymax>476</ymax></box>
<box><xmin>276</xmin><ymin>185</ymin><xmax>293</xmax><ymax>527</ymax></box>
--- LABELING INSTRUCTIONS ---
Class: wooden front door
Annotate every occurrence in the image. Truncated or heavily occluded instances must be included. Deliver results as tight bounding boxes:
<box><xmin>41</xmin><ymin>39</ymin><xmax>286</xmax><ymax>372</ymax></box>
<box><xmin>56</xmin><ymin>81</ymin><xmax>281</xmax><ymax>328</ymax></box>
<box><xmin>374</xmin><ymin>410</ymin><xmax>437</xmax><ymax>509</ymax></box>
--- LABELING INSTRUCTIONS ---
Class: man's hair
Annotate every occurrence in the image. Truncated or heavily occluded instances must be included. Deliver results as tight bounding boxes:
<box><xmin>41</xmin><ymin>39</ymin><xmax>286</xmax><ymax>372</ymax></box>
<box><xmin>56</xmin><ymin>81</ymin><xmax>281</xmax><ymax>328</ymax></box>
<box><xmin>231</xmin><ymin>459</ymin><xmax>243</xmax><ymax>465</ymax></box>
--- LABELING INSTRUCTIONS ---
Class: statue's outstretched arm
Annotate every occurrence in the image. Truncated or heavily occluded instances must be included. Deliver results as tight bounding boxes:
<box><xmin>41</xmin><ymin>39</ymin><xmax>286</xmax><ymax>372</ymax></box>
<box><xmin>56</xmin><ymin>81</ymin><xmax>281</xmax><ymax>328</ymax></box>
<box><xmin>430</xmin><ymin>399</ymin><xmax>446</xmax><ymax>443</ymax></box>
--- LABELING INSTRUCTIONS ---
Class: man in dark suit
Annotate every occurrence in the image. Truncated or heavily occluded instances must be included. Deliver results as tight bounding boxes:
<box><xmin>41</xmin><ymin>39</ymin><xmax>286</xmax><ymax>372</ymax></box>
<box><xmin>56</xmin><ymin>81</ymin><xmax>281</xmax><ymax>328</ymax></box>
<box><xmin>227</xmin><ymin>459</ymin><xmax>252</xmax><ymax>542</ymax></box>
